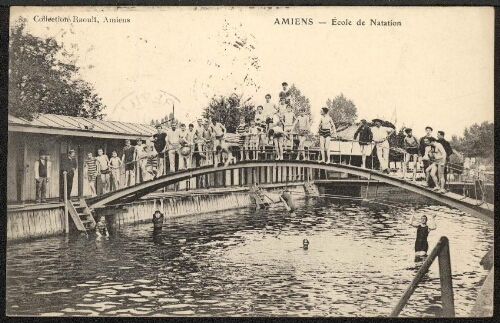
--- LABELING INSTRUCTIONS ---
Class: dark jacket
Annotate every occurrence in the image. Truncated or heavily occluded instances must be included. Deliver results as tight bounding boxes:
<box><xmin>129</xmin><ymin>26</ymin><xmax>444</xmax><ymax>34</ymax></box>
<box><xmin>354</xmin><ymin>125</ymin><xmax>373</xmax><ymax>144</ymax></box>
<box><xmin>61</xmin><ymin>156</ymin><xmax>77</xmax><ymax>174</ymax></box>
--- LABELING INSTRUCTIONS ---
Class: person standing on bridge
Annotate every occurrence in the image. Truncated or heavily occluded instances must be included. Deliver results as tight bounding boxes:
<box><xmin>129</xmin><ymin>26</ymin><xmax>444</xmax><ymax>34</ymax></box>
<box><xmin>34</xmin><ymin>149</ymin><xmax>51</xmax><ymax>203</ymax></box>
<box><xmin>96</xmin><ymin>148</ymin><xmax>111</xmax><ymax>195</ymax></box>
<box><xmin>353</xmin><ymin>119</ymin><xmax>373</xmax><ymax>168</ymax></box>
<box><xmin>152</xmin><ymin>124</ymin><xmax>167</xmax><ymax>177</ymax></box>
<box><xmin>371</xmin><ymin>119</ymin><xmax>394</xmax><ymax>174</ymax></box>
<box><xmin>403</xmin><ymin>128</ymin><xmax>419</xmax><ymax>181</ymax></box>
<box><xmin>60</xmin><ymin>149</ymin><xmax>77</xmax><ymax>201</ymax></box>
<box><xmin>211</xmin><ymin>118</ymin><xmax>227</xmax><ymax>165</ymax></box>
<box><xmin>109</xmin><ymin>150</ymin><xmax>122</xmax><ymax>191</ymax></box>
<box><xmin>437</xmin><ymin>131</ymin><xmax>453</xmax><ymax>187</ymax></box>
<box><xmin>427</xmin><ymin>137</ymin><xmax>447</xmax><ymax>194</ymax></box>
<box><xmin>318</xmin><ymin>107</ymin><xmax>337</xmax><ymax>164</ymax></box>
<box><xmin>122</xmin><ymin>139</ymin><xmax>136</xmax><ymax>187</ymax></box>
<box><xmin>410</xmin><ymin>213</ymin><xmax>436</xmax><ymax>259</ymax></box>
<box><xmin>419</xmin><ymin>126</ymin><xmax>435</xmax><ymax>187</ymax></box>
<box><xmin>167</xmin><ymin>122</ymin><xmax>181</xmax><ymax>173</ymax></box>
<box><xmin>293</xmin><ymin>108</ymin><xmax>310</xmax><ymax>161</ymax></box>
<box><xmin>135</xmin><ymin>138</ymin><xmax>147</xmax><ymax>183</ymax></box>
<box><xmin>84</xmin><ymin>152</ymin><xmax>98</xmax><ymax>197</ymax></box>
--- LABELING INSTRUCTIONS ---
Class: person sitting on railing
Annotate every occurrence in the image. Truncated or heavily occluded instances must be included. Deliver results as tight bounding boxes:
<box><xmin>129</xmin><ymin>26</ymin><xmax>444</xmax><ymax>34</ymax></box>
<box><xmin>268</xmin><ymin>121</ymin><xmax>285</xmax><ymax>160</ymax></box>
<box><xmin>236</xmin><ymin>116</ymin><xmax>247</xmax><ymax>161</ymax></box>
<box><xmin>403</xmin><ymin>128</ymin><xmax>419</xmax><ymax>181</ymax></box>
<box><xmin>282</xmin><ymin>104</ymin><xmax>296</xmax><ymax>150</ymax></box>
<box><xmin>318</xmin><ymin>107</ymin><xmax>337</xmax><ymax>164</ymax></box>
<box><xmin>410</xmin><ymin>213</ymin><xmax>436</xmax><ymax>259</ymax></box>
<box><xmin>353</xmin><ymin>119</ymin><xmax>373</xmax><ymax>168</ymax></box>
<box><xmin>249</xmin><ymin>120</ymin><xmax>260</xmax><ymax>161</ymax></box>
<box><xmin>293</xmin><ymin>108</ymin><xmax>310</xmax><ymax>161</ymax></box>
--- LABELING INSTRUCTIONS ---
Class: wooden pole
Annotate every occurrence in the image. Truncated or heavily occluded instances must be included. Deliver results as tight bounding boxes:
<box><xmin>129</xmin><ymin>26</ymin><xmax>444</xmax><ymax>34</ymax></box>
<box><xmin>438</xmin><ymin>237</ymin><xmax>455</xmax><ymax>317</ymax></box>
<box><xmin>63</xmin><ymin>171</ymin><xmax>69</xmax><ymax>234</ymax></box>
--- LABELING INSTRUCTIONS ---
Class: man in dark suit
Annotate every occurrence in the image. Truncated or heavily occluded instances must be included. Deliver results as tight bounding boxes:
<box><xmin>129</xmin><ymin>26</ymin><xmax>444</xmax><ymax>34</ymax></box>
<box><xmin>60</xmin><ymin>149</ymin><xmax>77</xmax><ymax>201</ymax></box>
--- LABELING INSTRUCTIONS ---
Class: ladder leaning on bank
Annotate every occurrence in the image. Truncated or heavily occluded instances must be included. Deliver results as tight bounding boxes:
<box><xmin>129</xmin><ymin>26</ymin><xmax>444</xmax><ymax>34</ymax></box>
<box><xmin>67</xmin><ymin>199</ymin><xmax>96</xmax><ymax>232</ymax></box>
<box><xmin>249</xmin><ymin>185</ymin><xmax>270</xmax><ymax>209</ymax></box>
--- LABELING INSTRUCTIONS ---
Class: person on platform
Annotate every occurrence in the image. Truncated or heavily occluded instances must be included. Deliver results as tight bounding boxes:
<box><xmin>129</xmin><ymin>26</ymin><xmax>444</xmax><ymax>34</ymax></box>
<box><xmin>419</xmin><ymin>126</ymin><xmax>434</xmax><ymax>187</ymax></box>
<box><xmin>60</xmin><ymin>149</ymin><xmax>77</xmax><ymax>201</ymax></box>
<box><xmin>178</xmin><ymin>123</ymin><xmax>190</xmax><ymax>170</ymax></box>
<box><xmin>279</xmin><ymin>82</ymin><xmax>291</xmax><ymax>102</ymax></box>
<box><xmin>427</xmin><ymin>137</ymin><xmax>448</xmax><ymax>194</ymax></box>
<box><xmin>371</xmin><ymin>119</ymin><xmax>394</xmax><ymax>174</ymax></box>
<box><xmin>122</xmin><ymin>139</ymin><xmax>136</xmax><ymax>187</ymax></box>
<box><xmin>84</xmin><ymin>152</ymin><xmax>98</xmax><ymax>197</ymax></box>
<box><xmin>96</xmin><ymin>148</ymin><xmax>111</xmax><ymax>195</ymax></box>
<box><xmin>95</xmin><ymin>215</ymin><xmax>110</xmax><ymax>239</ymax></box>
<box><xmin>268</xmin><ymin>122</ymin><xmax>286</xmax><ymax>161</ymax></box>
<box><xmin>215</xmin><ymin>139</ymin><xmax>236</xmax><ymax>167</ymax></box>
<box><xmin>318</xmin><ymin>107</ymin><xmax>337</xmax><ymax>164</ymax></box>
<box><xmin>144</xmin><ymin>145</ymin><xmax>158</xmax><ymax>180</ymax></box>
<box><xmin>34</xmin><ymin>149</ymin><xmax>51</xmax><ymax>203</ymax></box>
<box><xmin>283</xmin><ymin>104</ymin><xmax>296</xmax><ymax>149</ymax></box>
<box><xmin>236</xmin><ymin>116</ymin><xmax>247</xmax><ymax>161</ymax></box>
<box><xmin>263</xmin><ymin>94</ymin><xmax>275</xmax><ymax>117</ymax></box>
<box><xmin>194</xmin><ymin>118</ymin><xmax>206</xmax><ymax>160</ymax></box>
<box><xmin>135</xmin><ymin>138</ymin><xmax>147</xmax><ymax>183</ymax></box>
<box><xmin>277</xmin><ymin>97</ymin><xmax>287</xmax><ymax>117</ymax></box>
<box><xmin>254</xmin><ymin>105</ymin><xmax>268</xmax><ymax>155</ymax></box>
<box><xmin>249</xmin><ymin>120</ymin><xmax>260</xmax><ymax>161</ymax></box>
<box><xmin>410</xmin><ymin>213</ymin><xmax>436</xmax><ymax>259</ymax></box>
<box><xmin>201</xmin><ymin>121</ymin><xmax>215</xmax><ymax>166</ymax></box>
<box><xmin>353</xmin><ymin>119</ymin><xmax>373</xmax><ymax>168</ymax></box>
<box><xmin>109</xmin><ymin>150</ymin><xmax>122</xmax><ymax>191</ymax></box>
<box><xmin>211</xmin><ymin>118</ymin><xmax>226</xmax><ymax>165</ymax></box>
<box><xmin>187</xmin><ymin>123</ymin><xmax>196</xmax><ymax>168</ymax></box>
<box><xmin>152</xmin><ymin>124</ymin><xmax>167</xmax><ymax>177</ymax></box>
<box><xmin>167</xmin><ymin>122</ymin><xmax>181</xmax><ymax>173</ymax></box>
<box><xmin>437</xmin><ymin>131</ymin><xmax>453</xmax><ymax>187</ymax></box>
<box><xmin>403</xmin><ymin>128</ymin><xmax>420</xmax><ymax>181</ymax></box>
<box><xmin>293</xmin><ymin>108</ymin><xmax>310</xmax><ymax>161</ymax></box>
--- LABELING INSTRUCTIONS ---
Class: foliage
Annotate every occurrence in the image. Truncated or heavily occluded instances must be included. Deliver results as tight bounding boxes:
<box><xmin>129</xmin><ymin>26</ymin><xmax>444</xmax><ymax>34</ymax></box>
<box><xmin>9</xmin><ymin>17</ymin><xmax>106</xmax><ymax>120</ymax></box>
<box><xmin>326</xmin><ymin>93</ymin><xmax>358</xmax><ymax>125</ymax></box>
<box><xmin>450</xmin><ymin>121</ymin><xmax>494</xmax><ymax>159</ymax></box>
<box><xmin>202</xmin><ymin>95</ymin><xmax>255</xmax><ymax>133</ymax></box>
<box><xmin>288</xmin><ymin>84</ymin><xmax>312</xmax><ymax>120</ymax></box>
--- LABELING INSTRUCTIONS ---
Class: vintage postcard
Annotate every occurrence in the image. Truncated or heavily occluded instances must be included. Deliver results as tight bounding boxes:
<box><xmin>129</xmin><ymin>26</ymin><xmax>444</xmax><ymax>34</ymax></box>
<box><xmin>6</xmin><ymin>6</ymin><xmax>494</xmax><ymax>317</ymax></box>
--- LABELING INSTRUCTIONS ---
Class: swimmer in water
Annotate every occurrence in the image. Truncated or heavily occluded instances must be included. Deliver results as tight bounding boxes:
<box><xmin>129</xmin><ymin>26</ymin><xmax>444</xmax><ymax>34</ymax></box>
<box><xmin>152</xmin><ymin>210</ymin><xmax>164</xmax><ymax>230</ymax></box>
<box><xmin>95</xmin><ymin>216</ymin><xmax>109</xmax><ymax>239</ymax></box>
<box><xmin>410</xmin><ymin>213</ymin><xmax>436</xmax><ymax>261</ymax></box>
<box><xmin>303</xmin><ymin>238</ymin><xmax>309</xmax><ymax>250</ymax></box>
<box><xmin>280</xmin><ymin>189</ymin><xmax>296</xmax><ymax>213</ymax></box>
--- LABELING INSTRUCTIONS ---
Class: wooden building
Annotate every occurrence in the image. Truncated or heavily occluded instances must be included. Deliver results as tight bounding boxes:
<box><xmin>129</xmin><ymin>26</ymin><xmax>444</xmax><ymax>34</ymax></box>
<box><xmin>8</xmin><ymin>113</ymin><xmax>156</xmax><ymax>203</ymax></box>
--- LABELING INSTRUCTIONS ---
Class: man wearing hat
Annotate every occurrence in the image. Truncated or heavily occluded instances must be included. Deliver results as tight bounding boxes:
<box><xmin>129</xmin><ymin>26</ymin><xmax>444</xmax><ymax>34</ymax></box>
<box><xmin>419</xmin><ymin>126</ymin><xmax>435</xmax><ymax>187</ymax></box>
<box><xmin>353</xmin><ymin>119</ymin><xmax>373</xmax><ymax>168</ymax></box>
<box><xmin>403</xmin><ymin>128</ymin><xmax>420</xmax><ymax>181</ymax></box>
<box><xmin>371</xmin><ymin>118</ymin><xmax>394</xmax><ymax>174</ymax></box>
<box><xmin>152</xmin><ymin>124</ymin><xmax>167</xmax><ymax>176</ymax></box>
<box><xmin>279</xmin><ymin>82</ymin><xmax>291</xmax><ymax>101</ymax></box>
<box><xmin>60</xmin><ymin>149</ymin><xmax>77</xmax><ymax>201</ymax></box>
<box><xmin>34</xmin><ymin>149</ymin><xmax>51</xmax><ymax>203</ymax></box>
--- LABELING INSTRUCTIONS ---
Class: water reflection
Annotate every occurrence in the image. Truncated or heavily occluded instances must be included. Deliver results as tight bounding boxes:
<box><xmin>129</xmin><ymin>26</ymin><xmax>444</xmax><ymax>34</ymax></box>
<box><xmin>6</xmin><ymin>190</ymin><xmax>493</xmax><ymax>317</ymax></box>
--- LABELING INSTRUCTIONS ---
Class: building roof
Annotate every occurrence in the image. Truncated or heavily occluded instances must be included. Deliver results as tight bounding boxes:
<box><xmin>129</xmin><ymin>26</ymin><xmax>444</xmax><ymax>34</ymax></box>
<box><xmin>8</xmin><ymin>113</ymin><xmax>156</xmax><ymax>140</ymax></box>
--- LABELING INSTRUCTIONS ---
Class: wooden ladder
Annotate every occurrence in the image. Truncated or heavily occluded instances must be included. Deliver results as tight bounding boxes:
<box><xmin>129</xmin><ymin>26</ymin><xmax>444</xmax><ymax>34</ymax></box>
<box><xmin>304</xmin><ymin>181</ymin><xmax>320</xmax><ymax>197</ymax></box>
<box><xmin>250</xmin><ymin>186</ymin><xmax>270</xmax><ymax>209</ymax></box>
<box><xmin>68</xmin><ymin>198</ymin><xmax>96</xmax><ymax>232</ymax></box>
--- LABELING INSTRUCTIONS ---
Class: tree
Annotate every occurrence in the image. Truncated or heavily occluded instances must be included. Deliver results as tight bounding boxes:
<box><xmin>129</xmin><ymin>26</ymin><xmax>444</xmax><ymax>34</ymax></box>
<box><xmin>202</xmin><ymin>94</ymin><xmax>255</xmax><ymax>133</ymax></box>
<box><xmin>8</xmin><ymin>17</ymin><xmax>106</xmax><ymax>120</ymax></box>
<box><xmin>288</xmin><ymin>84</ymin><xmax>313</xmax><ymax>121</ymax></box>
<box><xmin>450</xmin><ymin>121</ymin><xmax>493</xmax><ymax>159</ymax></box>
<box><xmin>326</xmin><ymin>93</ymin><xmax>358</xmax><ymax>125</ymax></box>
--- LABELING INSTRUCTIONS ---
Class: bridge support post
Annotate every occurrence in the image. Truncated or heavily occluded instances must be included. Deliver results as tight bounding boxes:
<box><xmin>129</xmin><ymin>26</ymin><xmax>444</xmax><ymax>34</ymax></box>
<box><xmin>277</xmin><ymin>166</ymin><xmax>282</xmax><ymax>183</ymax></box>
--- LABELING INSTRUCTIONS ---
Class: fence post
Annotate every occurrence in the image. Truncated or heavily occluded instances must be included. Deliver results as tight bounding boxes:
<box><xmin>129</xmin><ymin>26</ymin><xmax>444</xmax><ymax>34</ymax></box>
<box><xmin>438</xmin><ymin>237</ymin><xmax>455</xmax><ymax>317</ymax></box>
<box><xmin>63</xmin><ymin>171</ymin><xmax>69</xmax><ymax>234</ymax></box>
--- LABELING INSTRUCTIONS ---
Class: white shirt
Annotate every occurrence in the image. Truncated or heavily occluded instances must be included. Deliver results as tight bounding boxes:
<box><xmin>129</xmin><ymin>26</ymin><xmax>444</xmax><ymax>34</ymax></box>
<box><xmin>371</xmin><ymin>126</ymin><xmax>392</xmax><ymax>143</ymax></box>
<box><xmin>167</xmin><ymin>128</ymin><xmax>181</xmax><ymax>147</ymax></box>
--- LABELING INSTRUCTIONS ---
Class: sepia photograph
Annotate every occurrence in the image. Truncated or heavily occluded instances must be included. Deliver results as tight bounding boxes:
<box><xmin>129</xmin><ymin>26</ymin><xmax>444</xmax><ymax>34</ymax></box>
<box><xmin>5</xmin><ymin>6</ymin><xmax>494</xmax><ymax>317</ymax></box>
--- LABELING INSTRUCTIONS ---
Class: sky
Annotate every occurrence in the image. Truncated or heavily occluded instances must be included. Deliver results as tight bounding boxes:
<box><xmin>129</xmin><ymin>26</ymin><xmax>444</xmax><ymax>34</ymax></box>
<box><xmin>11</xmin><ymin>6</ymin><xmax>494</xmax><ymax>138</ymax></box>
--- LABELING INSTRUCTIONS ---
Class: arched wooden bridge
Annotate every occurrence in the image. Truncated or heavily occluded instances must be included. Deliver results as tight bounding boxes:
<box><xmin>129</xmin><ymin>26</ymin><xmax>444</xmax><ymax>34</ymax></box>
<box><xmin>86</xmin><ymin>160</ymin><xmax>494</xmax><ymax>225</ymax></box>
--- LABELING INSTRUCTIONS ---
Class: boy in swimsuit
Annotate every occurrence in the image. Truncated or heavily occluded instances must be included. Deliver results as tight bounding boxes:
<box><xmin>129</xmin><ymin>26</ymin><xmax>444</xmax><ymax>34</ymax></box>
<box><xmin>428</xmin><ymin>137</ymin><xmax>447</xmax><ymax>194</ymax></box>
<box><xmin>318</xmin><ymin>107</ymin><xmax>337</xmax><ymax>163</ymax></box>
<box><xmin>109</xmin><ymin>150</ymin><xmax>122</xmax><ymax>191</ymax></box>
<box><xmin>249</xmin><ymin>120</ymin><xmax>260</xmax><ymax>161</ymax></box>
<box><xmin>268</xmin><ymin>122</ymin><xmax>285</xmax><ymax>160</ymax></box>
<box><xmin>282</xmin><ymin>104</ymin><xmax>296</xmax><ymax>150</ymax></box>
<box><xmin>293</xmin><ymin>108</ymin><xmax>310</xmax><ymax>161</ymax></box>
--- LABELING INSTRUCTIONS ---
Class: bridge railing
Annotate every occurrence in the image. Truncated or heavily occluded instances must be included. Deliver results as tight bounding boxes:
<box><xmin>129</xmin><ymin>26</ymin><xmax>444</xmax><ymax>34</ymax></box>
<box><xmin>390</xmin><ymin>236</ymin><xmax>455</xmax><ymax>317</ymax></box>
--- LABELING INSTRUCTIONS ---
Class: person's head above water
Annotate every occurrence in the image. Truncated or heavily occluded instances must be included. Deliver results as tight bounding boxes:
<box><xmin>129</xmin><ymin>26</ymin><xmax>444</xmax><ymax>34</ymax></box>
<box><xmin>421</xmin><ymin>215</ymin><xmax>428</xmax><ymax>224</ymax></box>
<box><xmin>303</xmin><ymin>238</ymin><xmax>309</xmax><ymax>249</ymax></box>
